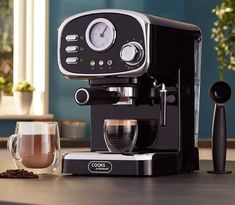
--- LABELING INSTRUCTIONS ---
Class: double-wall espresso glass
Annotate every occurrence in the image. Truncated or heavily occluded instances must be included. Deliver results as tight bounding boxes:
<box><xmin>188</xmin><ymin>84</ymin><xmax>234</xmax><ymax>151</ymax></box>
<box><xmin>8</xmin><ymin>122</ymin><xmax>60</xmax><ymax>174</ymax></box>
<box><xmin>104</xmin><ymin>119</ymin><xmax>138</xmax><ymax>153</ymax></box>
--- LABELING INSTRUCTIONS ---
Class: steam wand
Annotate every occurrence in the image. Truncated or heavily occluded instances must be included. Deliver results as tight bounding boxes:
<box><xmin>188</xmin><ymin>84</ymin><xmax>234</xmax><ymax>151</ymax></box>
<box><xmin>207</xmin><ymin>81</ymin><xmax>232</xmax><ymax>174</ymax></box>
<box><xmin>159</xmin><ymin>84</ymin><xmax>167</xmax><ymax>126</ymax></box>
<box><xmin>152</xmin><ymin>81</ymin><xmax>167</xmax><ymax>126</ymax></box>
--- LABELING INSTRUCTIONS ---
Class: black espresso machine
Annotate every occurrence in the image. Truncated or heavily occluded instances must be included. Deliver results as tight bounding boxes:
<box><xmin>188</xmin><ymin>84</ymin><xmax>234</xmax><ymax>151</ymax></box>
<box><xmin>58</xmin><ymin>9</ymin><xmax>202</xmax><ymax>176</ymax></box>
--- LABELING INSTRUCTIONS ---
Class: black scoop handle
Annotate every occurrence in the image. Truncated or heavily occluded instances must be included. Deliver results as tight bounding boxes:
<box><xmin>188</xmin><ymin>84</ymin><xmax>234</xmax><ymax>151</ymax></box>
<box><xmin>208</xmin><ymin>81</ymin><xmax>231</xmax><ymax>174</ymax></box>
<box><xmin>212</xmin><ymin>104</ymin><xmax>226</xmax><ymax>172</ymax></box>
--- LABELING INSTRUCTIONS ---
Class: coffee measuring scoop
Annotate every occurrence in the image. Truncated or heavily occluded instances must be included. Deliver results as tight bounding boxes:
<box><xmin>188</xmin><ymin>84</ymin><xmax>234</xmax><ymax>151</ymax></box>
<box><xmin>207</xmin><ymin>81</ymin><xmax>232</xmax><ymax>174</ymax></box>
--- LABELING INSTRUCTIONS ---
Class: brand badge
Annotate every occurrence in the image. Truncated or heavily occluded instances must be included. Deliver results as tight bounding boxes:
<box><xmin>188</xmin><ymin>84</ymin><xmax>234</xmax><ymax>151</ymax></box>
<box><xmin>88</xmin><ymin>161</ymin><xmax>112</xmax><ymax>173</ymax></box>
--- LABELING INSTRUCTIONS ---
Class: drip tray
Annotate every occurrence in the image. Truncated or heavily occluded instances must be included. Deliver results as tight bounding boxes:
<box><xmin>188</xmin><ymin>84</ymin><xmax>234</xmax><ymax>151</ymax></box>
<box><xmin>62</xmin><ymin>151</ymin><xmax>179</xmax><ymax>176</ymax></box>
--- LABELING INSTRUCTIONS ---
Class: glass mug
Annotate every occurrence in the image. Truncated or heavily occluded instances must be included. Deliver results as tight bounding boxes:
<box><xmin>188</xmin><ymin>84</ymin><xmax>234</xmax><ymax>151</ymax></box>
<box><xmin>104</xmin><ymin>119</ymin><xmax>138</xmax><ymax>153</ymax></box>
<box><xmin>8</xmin><ymin>121</ymin><xmax>60</xmax><ymax>174</ymax></box>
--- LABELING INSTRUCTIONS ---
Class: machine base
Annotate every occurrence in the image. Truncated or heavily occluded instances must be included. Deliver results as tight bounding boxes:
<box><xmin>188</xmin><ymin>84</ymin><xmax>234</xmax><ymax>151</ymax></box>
<box><xmin>62</xmin><ymin>152</ymin><xmax>180</xmax><ymax>176</ymax></box>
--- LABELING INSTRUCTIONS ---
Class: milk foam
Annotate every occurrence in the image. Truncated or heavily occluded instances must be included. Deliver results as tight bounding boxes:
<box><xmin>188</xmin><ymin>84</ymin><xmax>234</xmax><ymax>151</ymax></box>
<box><xmin>18</xmin><ymin>122</ymin><xmax>56</xmax><ymax>135</ymax></box>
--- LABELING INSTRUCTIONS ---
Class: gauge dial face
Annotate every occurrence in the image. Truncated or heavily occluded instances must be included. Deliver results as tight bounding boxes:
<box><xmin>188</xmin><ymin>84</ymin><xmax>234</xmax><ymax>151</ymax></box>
<box><xmin>86</xmin><ymin>18</ymin><xmax>116</xmax><ymax>51</ymax></box>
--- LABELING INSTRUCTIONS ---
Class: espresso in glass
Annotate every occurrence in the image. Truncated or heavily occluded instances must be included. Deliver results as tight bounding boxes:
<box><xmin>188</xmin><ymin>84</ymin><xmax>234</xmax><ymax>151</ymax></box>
<box><xmin>8</xmin><ymin>122</ymin><xmax>60</xmax><ymax>174</ymax></box>
<box><xmin>104</xmin><ymin>119</ymin><xmax>138</xmax><ymax>153</ymax></box>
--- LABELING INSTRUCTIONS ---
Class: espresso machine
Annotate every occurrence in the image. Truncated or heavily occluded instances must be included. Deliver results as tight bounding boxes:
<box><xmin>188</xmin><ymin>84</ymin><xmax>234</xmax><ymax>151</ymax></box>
<box><xmin>58</xmin><ymin>9</ymin><xmax>202</xmax><ymax>176</ymax></box>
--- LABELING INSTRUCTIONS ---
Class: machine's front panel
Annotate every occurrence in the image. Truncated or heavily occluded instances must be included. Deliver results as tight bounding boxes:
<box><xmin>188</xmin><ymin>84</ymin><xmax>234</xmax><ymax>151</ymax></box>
<box><xmin>59</xmin><ymin>13</ymin><xmax>147</xmax><ymax>76</ymax></box>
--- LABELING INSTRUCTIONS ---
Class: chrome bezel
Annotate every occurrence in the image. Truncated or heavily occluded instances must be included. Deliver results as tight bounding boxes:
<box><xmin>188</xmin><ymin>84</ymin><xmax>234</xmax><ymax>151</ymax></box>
<box><xmin>58</xmin><ymin>9</ymin><xmax>151</xmax><ymax>79</ymax></box>
<box><xmin>85</xmin><ymin>18</ymin><xmax>116</xmax><ymax>52</ymax></box>
<box><xmin>120</xmin><ymin>41</ymin><xmax>144</xmax><ymax>65</ymax></box>
<box><xmin>74</xmin><ymin>88</ymin><xmax>89</xmax><ymax>105</ymax></box>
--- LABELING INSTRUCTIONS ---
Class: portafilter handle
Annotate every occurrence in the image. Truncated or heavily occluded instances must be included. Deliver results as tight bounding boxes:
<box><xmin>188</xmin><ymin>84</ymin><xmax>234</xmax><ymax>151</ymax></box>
<box><xmin>74</xmin><ymin>88</ymin><xmax>120</xmax><ymax>105</ymax></box>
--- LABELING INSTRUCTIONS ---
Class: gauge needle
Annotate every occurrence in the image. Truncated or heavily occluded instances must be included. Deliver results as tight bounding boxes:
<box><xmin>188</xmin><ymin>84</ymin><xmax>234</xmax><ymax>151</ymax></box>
<box><xmin>100</xmin><ymin>26</ymin><xmax>108</xmax><ymax>38</ymax></box>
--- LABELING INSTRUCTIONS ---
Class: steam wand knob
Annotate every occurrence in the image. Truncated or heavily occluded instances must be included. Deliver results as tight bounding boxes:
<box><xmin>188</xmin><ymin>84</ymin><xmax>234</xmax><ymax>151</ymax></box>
<box><xmin>207</xmin><ymin>81</ymin><xmax>232</xmax><ymax>174</ymax></box>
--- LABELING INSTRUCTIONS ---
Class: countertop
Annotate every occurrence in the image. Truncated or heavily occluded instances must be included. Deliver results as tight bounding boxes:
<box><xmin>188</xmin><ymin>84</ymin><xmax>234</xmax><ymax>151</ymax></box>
<box><xmin>0</xmin><ymin>149</ymin><xmax>235</xmax><ymax>205</ymax></box>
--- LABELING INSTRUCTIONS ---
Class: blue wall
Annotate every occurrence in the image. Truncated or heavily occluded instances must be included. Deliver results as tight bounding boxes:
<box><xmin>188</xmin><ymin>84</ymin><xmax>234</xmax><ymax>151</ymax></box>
<box><xmin>2</xmin><ymin>0</ymin><xmax>235</xmax><ymax>139</ymax></box>
<box><xmin>184</xmin><ymin>0</ymin><xmax>235</xmax><ymax>138</ymax></box>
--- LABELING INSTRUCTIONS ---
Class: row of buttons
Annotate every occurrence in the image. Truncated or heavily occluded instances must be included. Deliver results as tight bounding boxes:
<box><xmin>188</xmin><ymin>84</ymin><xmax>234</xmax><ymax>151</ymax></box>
<box><xmin>65</xmin><ymin>35</ymin><xmax>79</xmax><ymax>64</ymax></box>
<box><xmin>90</xmin><ymin>60</ymin><xmax>112</xmax><ymax>66</ymax></box>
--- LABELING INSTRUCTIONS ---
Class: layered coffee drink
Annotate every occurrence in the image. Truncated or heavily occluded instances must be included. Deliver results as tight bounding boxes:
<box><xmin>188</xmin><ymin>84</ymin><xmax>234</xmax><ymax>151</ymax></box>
<box><xmin>18</xmin><ymin>123</ymin><xmax>55</xmax><ymax>169</ymax></box>
<box><xmin>8</xmin><ymin>121</ymin><xmax>60</xmax><ymax>174</ymax></box>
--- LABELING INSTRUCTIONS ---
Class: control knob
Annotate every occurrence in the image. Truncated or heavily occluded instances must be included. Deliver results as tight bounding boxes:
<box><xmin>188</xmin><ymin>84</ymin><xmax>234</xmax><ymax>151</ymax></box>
<box><xmin>120</xmin><ymin>42</ymin><xmax>144</xmax><ymax>65</ymax></box>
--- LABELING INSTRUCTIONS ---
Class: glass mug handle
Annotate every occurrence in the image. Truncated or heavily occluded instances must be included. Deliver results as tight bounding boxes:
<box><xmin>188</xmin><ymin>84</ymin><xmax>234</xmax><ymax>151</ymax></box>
<box><xmin>7</xmin><ymin>134</ymin><xmax>20</xmax><ymax>160</ymax></box>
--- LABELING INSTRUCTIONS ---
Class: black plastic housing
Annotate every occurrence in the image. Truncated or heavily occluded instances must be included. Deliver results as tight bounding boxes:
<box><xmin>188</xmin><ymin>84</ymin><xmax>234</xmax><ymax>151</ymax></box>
<box><xmin>58</xmin><ymin>9</ymin><xmax>202</xmax><ymax>175</ymax></box>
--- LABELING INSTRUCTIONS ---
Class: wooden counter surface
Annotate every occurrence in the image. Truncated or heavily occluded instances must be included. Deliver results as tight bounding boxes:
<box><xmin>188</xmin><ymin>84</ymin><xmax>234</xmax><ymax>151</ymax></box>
<box><xmin>0</xmin><ymin>149</ymin><xmax>235</xmax><ymax>205</ymax></box>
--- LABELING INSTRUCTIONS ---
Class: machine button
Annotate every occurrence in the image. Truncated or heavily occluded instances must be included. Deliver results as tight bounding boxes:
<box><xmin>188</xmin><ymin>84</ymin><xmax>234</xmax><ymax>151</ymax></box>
<box><xmin>65</xmin><ymin>34</ymin><xmax>78</xmax><ymax>42</ymax></box>
<box><xmin>107</xmin><ymin>60</ymin><xmax>112</xmax><ymax>65</ymax></box>
<box><xmin>66</xmin><ymin>57</ymin><xmax>78</xmax><ymax>64</ymax></box>
<box><xmin>66</xmin><ymin>46</ymin><xmax>79</xmax><ymax>53</ymax></box>
<box><xmin>90</xmin><ymin>61</ymin><xmax>95</xmax><ymax>66</ymax></box>
<box><xmin>120</xmin><ymin>42</ymin><xmax>144</xmax><ymax>65</ymax></box>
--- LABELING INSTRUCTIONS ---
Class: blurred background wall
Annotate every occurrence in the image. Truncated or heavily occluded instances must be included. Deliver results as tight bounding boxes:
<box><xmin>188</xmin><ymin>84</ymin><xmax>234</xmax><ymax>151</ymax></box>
<box><xmin>2</xmin><ymin>0</ymin><xmax>235</xmax><ymax>139</ymax></box>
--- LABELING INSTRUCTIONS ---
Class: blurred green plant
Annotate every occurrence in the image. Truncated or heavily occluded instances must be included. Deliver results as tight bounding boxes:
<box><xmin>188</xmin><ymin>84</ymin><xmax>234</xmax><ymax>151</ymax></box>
<box><xmin>0</xmin><ymin>75</ymin><xmax>12</xmax><ymax>95</ymax></box>
<box><xmin>0</xmin><ymin>0</ymin><xmax>13</xmax><ymax>55</ymax></box>
<box><xmin>0</xmin><ymin>0</ymin><xmax>13</xmax><ymax>95</ymax></box>
<box><xmin>211</xmin><ymin>0</ymin><xmax>235</xmax><ymax>80</ymax></box>
<box><xmin>0</xmin><ymin>0</ymin><xmax>13</xmax><ymax>54</ymax></box>
<box><xmin>14</xmin><ymin>82</ymin><xmax>35</xmax><ymax>92</ymax></box>
<box><xmin>0</xmin><ymin>76</ymin><xmax>6</xmax><ymax>91</ymax></box>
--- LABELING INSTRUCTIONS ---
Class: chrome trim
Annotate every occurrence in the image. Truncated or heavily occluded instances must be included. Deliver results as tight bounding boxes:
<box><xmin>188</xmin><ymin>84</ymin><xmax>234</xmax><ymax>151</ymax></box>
<box><xmin>120</xmin><ymin>41</ymin><xmax>144</xmax><ymax>65</ymax></box>
<box><xmin>74</xmin><ymin>88</ymin><xmax>89</xmax><ymax>105</ymax></box>
<box><xmin>108</xmin><ymin>87</ymin><xmax>136</xmax><ymax>105</ymax></box>
<box><xmin>85</xmin><ymin>18</ymin><xmax>116</xmax><ymax>52</ymax></box>
<box><xmin>194</xmin><ymin>36</ymin><xmax>202</xmax><ymax>147</ymax></box>
<box><xmin>114</xmin><ymin>99</ymin><xmax>133</xmax><ymax>105</ymax></box>
<box><xmin>58</xmin><ymin>9</ymin><xmax>150</xmax><ymax>79</ymax></box>
<box><xmin>107</xmin><ymin>87</ymin><xmax>136</xmax><ymax>97</ymax></box>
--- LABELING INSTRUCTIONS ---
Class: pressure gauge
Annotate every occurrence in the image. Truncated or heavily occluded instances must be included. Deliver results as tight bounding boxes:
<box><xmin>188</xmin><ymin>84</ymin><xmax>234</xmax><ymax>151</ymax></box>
<box><xmin>85</xmin><ymin>18</ymin><xmax>116</xmax><ymax>51</ymax></box>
